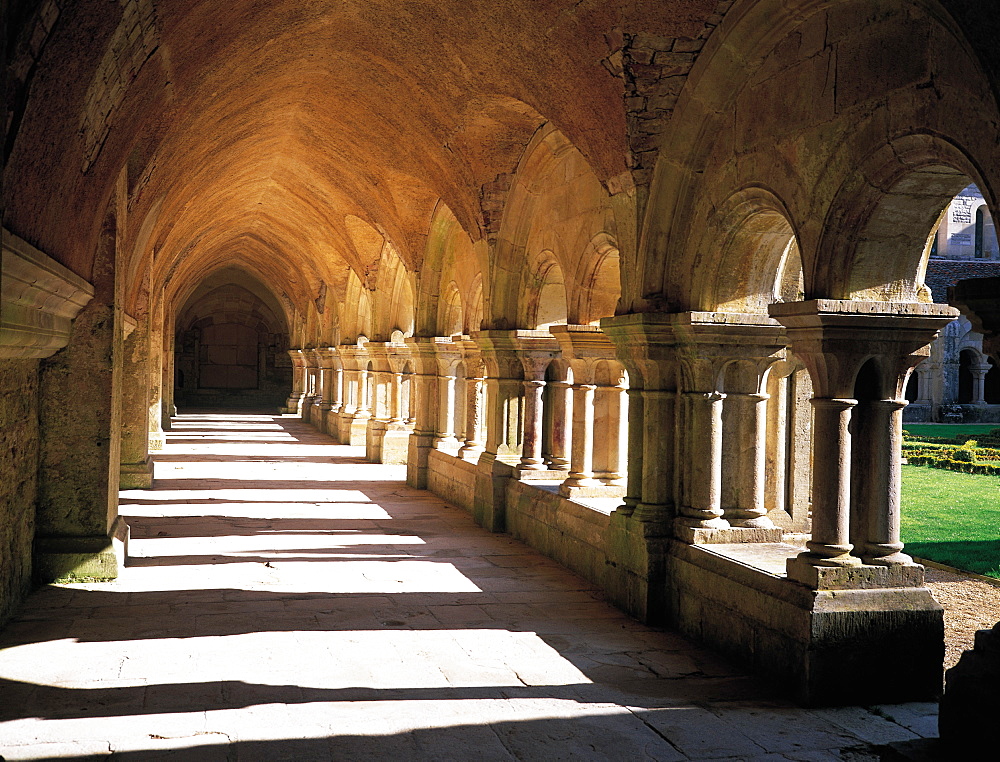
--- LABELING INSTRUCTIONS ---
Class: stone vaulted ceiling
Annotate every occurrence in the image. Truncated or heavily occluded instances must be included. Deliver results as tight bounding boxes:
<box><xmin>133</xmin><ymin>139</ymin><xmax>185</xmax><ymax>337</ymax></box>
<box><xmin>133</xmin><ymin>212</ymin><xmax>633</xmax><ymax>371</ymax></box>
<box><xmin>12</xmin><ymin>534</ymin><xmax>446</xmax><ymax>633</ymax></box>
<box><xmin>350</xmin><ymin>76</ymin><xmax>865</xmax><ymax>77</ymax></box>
<box><xmin>4</xmin><ymin>0</ymin><xmax>719</xmax><ymax>318</ymax></box>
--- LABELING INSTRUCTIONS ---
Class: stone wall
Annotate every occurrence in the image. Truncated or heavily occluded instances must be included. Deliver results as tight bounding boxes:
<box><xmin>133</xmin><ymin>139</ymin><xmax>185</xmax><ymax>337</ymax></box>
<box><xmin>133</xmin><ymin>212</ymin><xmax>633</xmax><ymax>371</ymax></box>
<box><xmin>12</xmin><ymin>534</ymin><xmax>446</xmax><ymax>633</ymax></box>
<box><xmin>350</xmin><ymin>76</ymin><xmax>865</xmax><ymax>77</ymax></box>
<box><xmin>0</xmin><ymin>360</ymin><xmax>39</xmax><ymax>628</ymax></box>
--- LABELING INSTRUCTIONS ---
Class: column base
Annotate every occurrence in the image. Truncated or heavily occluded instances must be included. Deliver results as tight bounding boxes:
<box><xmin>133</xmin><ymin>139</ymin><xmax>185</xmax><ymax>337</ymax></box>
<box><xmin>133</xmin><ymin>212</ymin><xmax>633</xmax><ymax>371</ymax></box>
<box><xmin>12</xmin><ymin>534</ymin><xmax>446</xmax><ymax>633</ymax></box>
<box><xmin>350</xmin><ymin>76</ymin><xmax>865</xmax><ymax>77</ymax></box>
<box><xmin>516</xmin><ymin>467</ymin><xmax>569</xmax><ymax>481</ymax></box>
<box><xmin>120</xmin><ymin>456</ymin><xmax>154</xmax><ymax>489</ymax></box>
<box><xmin>787</xmin><ymin>556</ymin><xmax>925</xmax><ymax>589</ymax></box>
<box><xmin>473</xmin><ymin>452</ymin><xmax>515</xmax><ymax>532</ymax></box>
<box><xmin>34</xmin><ymin>516</ymin><xmax>129</xmax><ymax>583</ymax></box>
<box><xmin>675</xmin><ymin>525</ymin><xmax>784</xmax><ymax>544</ymax></box>
<box><xmin>559</xmin><ymin>482</ymin><xmax>626</xmax><ymax>498</ymax></box>
<box><xmin>406</xmin><ymin>432</ymin><xmax>436</xmax><ymax>489</ymax></box>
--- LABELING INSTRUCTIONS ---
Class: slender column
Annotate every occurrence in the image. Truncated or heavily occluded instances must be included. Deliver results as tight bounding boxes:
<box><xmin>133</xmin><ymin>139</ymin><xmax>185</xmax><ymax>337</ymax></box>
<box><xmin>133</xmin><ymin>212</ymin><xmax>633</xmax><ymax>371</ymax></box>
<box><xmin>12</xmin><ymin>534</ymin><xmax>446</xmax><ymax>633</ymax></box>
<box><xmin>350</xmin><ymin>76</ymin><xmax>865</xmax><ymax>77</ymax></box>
<box><xmin>390</xmin><ymin>372</ymin><xmax>404</xmax><ymax>423</ymax></box>
<box><xmin>560</xmin><ymin>384</ymin><xmax>598</xmax><ymax>490</ymax></box>
<box><xmin>616</xmin><ymin>384</ymin><xmax>643</xmax><ymax>517</ymax></box>
<box><xmin>676</xmin><ymin>391</ymin><xmax>729</xmax><ymax>530</ymax></box>
<box><xmin>459</xmin><ymin>375</ymin><xmax>485</xmax><ymax>460</ymax></box>
<box><xmin>147</xmin><ymin>296</ymin><xmax>165</xmax><ymax>452</ymax></box>
<box><xmin>435</xmin><ymin>369</ymin><xmax>459</xmax><ymax>448</ymax></box>
<box><xmin>971</xmin><ymin>363</ymin><xmax>990</xmax><ymax>405</ymax></box>
<box><xmin>799</xmin><ymin>398</ymin><xmax>861</xmax><ymax>567</ymax></box>
<box><xmin>545</xmin><ymin>380</ymin><xmax>572</xmax><ymax>469</ymax></box>
<box><xmin>915</xmin><ymin>365</ymin><xmax>933</xmax><ymax>404</ymax></box>
<box><xmin>860</xmin><ymin>399</ymin><xmax>911</xmax><ymax>565</ymax></box>
<box><xmin>330</xmin><ymin>367</ymin><xmax>343</xmax><ymax>413</ymax></box>
<box><xmin>284</xmin><ymin>349</ymin><xmax>306</xmax><ymax>413</ymax></box>
<box><xmin>723</xmin><ymin>392</ymin><xmax>774</xmax><ymax>528</ymax></box>
<box><xmin>519</xmin><ymin>379</ymin><xmax>546</xmax><ymax>469</ymax></box>
<box><xmin>634</xmin><ymin>388</ymin><xmax>674</xmax><ymax>523</ymax></box>
<box><xmin>595</xmin><ymin>382</ymin><xmax>627</xmax><ymax>486</ymax></box>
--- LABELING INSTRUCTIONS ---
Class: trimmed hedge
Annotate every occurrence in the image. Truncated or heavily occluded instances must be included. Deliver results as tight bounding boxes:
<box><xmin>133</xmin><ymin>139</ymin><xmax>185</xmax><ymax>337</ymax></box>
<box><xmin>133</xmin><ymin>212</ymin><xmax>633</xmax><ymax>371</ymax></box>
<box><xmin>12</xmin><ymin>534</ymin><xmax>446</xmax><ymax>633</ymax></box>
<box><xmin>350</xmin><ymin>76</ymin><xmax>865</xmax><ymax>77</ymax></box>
<box><xmin>902</xmin><ymin>434</ymin><xmax>1000</xmax><ymax>475</ymax></box>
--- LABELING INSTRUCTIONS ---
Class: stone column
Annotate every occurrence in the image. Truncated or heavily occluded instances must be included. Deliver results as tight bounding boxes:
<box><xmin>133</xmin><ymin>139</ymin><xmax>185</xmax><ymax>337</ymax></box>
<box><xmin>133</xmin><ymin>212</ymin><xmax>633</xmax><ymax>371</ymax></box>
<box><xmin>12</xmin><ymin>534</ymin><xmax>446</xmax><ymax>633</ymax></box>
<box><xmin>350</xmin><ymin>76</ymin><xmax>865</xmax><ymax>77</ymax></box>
<box><xmin>675</xmin><ymin>388</ymin><xmax>729</xmax><ymax>535</ymax></box>
<box><xmin>435</xmin><ymin>365</ymin><xmax>460</xmax><ymax>449</ymax></box>
<box><xmin>404</xmin><ymin>337</ymin><xmax>443</xmax><ymax>488</ymax></box>
<box><xmin>858</xmin><ymin>398</ymin><xmax>911</xmax><ymax>565</ymax></box>
<box><xmin>545</xmin><ymin>379</ymin><xmax>573</xmax><ymax>470</ymax></box>
<box><xmin>147</xmin><ymin>295</ymin><xmax>165</xmax><ymax>453</ymax></box>
<box><xmin>459</xmin><ymin>372</ymin><xmax>486</xmax><ymax>461</ymax></box>
<box><xmin>120</xmin><ymin>308</ymin><xmax>154</xmax><ymax>489</ymax></box>
<box><xmin>519</xmin><ymin>377</ymin><xmax>546</xmax><ymax>470</ymax></box>
<box><xmin>560</xmin><ymin>383</ymin><xmax>599</xmax><ymax>496</ymax></box>
<box><xmin>915</xmin><ymin>363</ymin><xmax>934</xmax><ymax>404</ymax></box>
<box><xmin>770</xmin><ymin>299</ymin><xmax>957</xmax><ymax>587</ymax></box>
<box><xmin>721</xmin><ymin>391</ymin><xmax>774</xmax><ymax>528</ymax></box>
<box><xmin>971</xmin><ymin>362</ymin><xmax>991</xmax><ymax>405</ymax></box>
<box><xmin>283</xmin><ymin>349</ymin><xmax>307</xmax><ymax>414</ymax></box>
<box><xmin>161</xmin><ymin>314</ymin><xmax>176</xmax><ymax>428</ymax></box>
<box><xmin>595</xmin><ymin>379</ymin><xmax>628</xmax><ymax>488</ymax></box>
<box><xmin>34</xmin><ymin>204</ymin><xmax>128</xmax><ymax>582</ymax></box>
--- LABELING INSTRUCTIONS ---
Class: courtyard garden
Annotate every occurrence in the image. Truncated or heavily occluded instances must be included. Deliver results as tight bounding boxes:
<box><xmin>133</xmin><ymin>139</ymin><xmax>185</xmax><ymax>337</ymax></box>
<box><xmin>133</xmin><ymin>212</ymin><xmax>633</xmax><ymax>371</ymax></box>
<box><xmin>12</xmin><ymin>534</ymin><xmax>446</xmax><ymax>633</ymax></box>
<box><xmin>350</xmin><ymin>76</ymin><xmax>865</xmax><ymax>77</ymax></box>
<box><xmin>901</xmin><ymin>424</ymin><xmax>1000</xmax><ymax>578</ymax></box>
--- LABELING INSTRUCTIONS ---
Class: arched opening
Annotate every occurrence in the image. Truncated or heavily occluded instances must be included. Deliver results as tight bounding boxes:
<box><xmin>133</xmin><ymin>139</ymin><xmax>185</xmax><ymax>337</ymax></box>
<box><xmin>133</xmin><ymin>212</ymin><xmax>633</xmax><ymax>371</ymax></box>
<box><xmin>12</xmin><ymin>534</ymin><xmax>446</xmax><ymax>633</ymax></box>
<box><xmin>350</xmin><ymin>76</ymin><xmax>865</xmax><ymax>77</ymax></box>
<box><xmin>987</xmin><ymin>356</ymin><xmax>1000</xmax><ymax>405</ymax></box>
<box><xmin>957</xmin><ymin>349</ymin><xmax>976</xmax><ymax>404</ymax></box>
<box><xmin>173</xmin><ymin>268</ymin><xmax>291</xmax><ymax>410</ymax></box>
<box><xmin>523</xmin><ymin>253</ymin><xmax>567</xmax><ymax>331</ymax></box>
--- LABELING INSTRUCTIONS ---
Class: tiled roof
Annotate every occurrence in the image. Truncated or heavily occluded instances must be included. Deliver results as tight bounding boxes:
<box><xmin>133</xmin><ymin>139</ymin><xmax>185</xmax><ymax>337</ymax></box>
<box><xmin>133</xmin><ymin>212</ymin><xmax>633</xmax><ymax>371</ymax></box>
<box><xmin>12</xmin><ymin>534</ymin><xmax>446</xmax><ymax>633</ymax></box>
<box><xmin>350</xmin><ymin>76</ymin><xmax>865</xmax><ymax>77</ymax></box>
<box><xmin>924</xmin><ymin>259</ymin><xmax>1000</xmax><ymax>303</ymax></box>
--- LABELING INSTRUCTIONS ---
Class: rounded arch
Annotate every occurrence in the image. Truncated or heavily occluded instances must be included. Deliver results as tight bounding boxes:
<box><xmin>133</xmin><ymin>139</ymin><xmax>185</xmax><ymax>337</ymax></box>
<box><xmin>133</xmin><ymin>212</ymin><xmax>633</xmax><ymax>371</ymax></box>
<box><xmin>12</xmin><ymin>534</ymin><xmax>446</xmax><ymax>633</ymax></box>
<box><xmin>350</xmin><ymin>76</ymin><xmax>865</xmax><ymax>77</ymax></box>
<box><xmin>815</xmin><ymin>135</ymin><xmax>995</xmax><ymax>302</ymax></box>
<box><xmin>576</xmin><ymin>233</ymin><xmax>622</xmax><ymax>325</ymax></box>
<box><xmin>519</xmin><ymin>250</ymin><xmax>568</xmax><ymax>331</ymax></box>
<box><xmin>690</xmin><ymin>187</ymin><xmax>804</xmax><ymax>314</ymax></box>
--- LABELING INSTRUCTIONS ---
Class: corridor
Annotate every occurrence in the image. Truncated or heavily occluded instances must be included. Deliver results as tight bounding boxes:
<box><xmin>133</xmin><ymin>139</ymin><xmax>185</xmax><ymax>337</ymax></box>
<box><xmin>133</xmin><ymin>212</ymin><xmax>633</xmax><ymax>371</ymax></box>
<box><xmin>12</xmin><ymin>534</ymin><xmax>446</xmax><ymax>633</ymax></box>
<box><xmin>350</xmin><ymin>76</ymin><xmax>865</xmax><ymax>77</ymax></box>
<box><xmin>0</xmin><ymin>414</ymin><xmax>937</xmax><ymax>760</ymax></box>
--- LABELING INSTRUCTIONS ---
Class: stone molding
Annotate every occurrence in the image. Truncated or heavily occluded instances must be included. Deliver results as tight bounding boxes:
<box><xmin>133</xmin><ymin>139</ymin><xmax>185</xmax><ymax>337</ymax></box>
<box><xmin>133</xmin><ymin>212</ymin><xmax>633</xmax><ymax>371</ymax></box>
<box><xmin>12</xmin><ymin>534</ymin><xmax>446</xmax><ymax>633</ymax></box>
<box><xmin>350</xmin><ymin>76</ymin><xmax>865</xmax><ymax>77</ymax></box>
<box><xmin>1</xmin><ymin>228</ymin><xmax>95</xmax><ymax>359</ymax></box>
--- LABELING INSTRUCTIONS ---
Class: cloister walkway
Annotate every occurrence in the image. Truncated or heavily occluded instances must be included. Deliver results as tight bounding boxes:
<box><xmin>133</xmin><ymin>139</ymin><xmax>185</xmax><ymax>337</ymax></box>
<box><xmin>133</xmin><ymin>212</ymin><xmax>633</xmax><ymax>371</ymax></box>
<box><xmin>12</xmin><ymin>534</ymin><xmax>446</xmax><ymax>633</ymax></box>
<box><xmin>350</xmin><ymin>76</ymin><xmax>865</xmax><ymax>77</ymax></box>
<box><xmin>1</xmin><ymin>413</ymin><xmax>938</xmax><ymax>760</ymax></box>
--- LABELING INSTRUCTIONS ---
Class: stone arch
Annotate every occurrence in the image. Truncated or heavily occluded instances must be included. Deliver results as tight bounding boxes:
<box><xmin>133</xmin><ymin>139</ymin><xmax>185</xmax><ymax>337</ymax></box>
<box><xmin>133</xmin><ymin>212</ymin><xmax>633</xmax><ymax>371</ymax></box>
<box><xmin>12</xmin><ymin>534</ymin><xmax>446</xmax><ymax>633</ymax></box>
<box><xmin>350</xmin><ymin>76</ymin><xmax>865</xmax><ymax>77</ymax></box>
<box><xmin>415</xmin><ymin>201</ymin><xmax>486</xmax><ymax>338</ymax></box>
<box><xmin>341</xmin><ymin>270</ymin><xmax>373</xmax><ymax>343</ymax></box>
<box><xmin>690</xmin><ymin>187</ymin><xmax>804</xmax><ymax>314</ymax></box>
<box><xmin>440</xmin><ymin>281</ymin><xmax>464</xmax><ymax>338</ymax></box>
<box><xmin>815</xmin><ymin>135</ymin><xmax>994</xmax><ymax>302</ymax></box>
<box><xmin>519</xmin><ymin>250</ymin><xmax>568</xmax><ymax>331</ymax></box>
<box><xmin>576</xmin><ymin>233</ymin><xmax>622</xmax><ymax>325</ymax></box>
<box><xmin>490</xmin><ymin>122</ymin><xmax>617</xmax><ymax>328</ymax></box>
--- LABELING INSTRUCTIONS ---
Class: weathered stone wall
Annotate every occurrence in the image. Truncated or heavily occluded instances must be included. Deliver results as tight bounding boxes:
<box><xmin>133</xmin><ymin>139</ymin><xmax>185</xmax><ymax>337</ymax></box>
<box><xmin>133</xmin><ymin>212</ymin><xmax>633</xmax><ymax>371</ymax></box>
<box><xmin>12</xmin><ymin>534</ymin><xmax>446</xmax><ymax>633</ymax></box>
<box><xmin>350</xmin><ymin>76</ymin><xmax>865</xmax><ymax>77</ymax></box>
<box><xmin>0</xmin><ymin>360</ymin><xmax>39</xmax><ymax>627</ymax></box>
<box><xmin>426</xmin><ymin>450</ymin><xmax>477</xmax><ymax>513</ymax></box>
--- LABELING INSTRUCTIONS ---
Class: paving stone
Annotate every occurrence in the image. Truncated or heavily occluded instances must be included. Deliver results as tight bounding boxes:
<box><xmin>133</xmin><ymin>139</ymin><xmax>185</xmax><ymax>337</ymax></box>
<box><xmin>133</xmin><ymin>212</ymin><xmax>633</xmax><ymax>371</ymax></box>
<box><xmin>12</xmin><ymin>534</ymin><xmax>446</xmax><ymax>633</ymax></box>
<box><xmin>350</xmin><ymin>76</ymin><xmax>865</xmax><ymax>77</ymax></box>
<box><xmin>0</xmin><ymin>414</ymin><xmax>944</xmax><ymax>760</ymax></box>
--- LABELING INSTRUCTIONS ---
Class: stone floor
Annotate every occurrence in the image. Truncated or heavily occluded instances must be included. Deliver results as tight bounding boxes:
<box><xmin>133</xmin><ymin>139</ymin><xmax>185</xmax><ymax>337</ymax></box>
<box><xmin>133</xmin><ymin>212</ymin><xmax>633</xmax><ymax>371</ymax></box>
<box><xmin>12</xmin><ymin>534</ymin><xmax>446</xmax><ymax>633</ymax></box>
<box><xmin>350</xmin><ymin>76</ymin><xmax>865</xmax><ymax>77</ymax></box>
<box><xmin>0</xmin><ymin>413</ymin><xmax>940</xmax><ymax>760</ymax></box>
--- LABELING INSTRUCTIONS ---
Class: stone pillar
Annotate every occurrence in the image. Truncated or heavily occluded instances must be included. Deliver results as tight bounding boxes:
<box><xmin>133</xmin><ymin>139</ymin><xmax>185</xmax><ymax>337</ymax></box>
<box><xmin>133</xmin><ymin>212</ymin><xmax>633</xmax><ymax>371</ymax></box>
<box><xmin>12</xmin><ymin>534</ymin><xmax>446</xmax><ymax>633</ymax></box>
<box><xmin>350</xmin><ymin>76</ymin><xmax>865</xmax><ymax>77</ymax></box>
<box><xmin>545</xmin><ymin>379</ymin><xmax>573</xmax><ymax>470</ymax></box>
<box><xmin>675</xmin><ymin>387</ymin><xmax>729</xmax><ymax>536</ymax></box>
<box><xmin>327</xmin><ymin>362</ymin><xmax>344</xmax><ymax>439</ymax></box>
<box><xmin>283</xmin><ymin>349</ymin><xmax>307</xmax><ymax>414</ymax></box>
<box><xmin>147</xmin><ymin>294</ymin><xmax>165</xmax><ymax>453</ymax></box>
<box><xmin>161</xmin><ymin>314</ymin><xmax>176</xmax><ymax>428</ymax></box>
<box><xmin>459</xmin><ymin>372</ymin><xmax>486</xmax><ymax>462</ymax></box>
<box><xmin>35</xmin><ymin>204</ymin><xmax>128</xmax><ymax>582</ymax></box>
<box><xmin>593</xmin><ymin>378</ymin><xmax>628</xmax><ymax>488</ymax></box>
<box><xmin>770</xmin><ymin>299</ymin><xmax>957</xmax><ymax>587</ymax></box>
<box><xmin>434</xmin><ymin>363</ymin><xmax>460</xmax><ymax>451</ymax></box>
<box><xmin>315</xmin><ymin>347</ymin><xmax>337</xmax><ymax>433</ymax></box>
<box><xmin>560</xmin><ymin>383</ymin><xmax>599</xmax><ymax>496</ymax></box>
<box><xmin>471</xmin><ymin>331</ymin><xmax>531</xmax><ymax>531</ymax></box>
<box><xmin>915</xmin><ymin>362</ymin><xmax>934</xmax><ymax>404</ymax></box>
<box><xmin>120</xmin><ymin>308</ymin><xmax>154</xmax><ymax>490</ymax></box>
<box><xmin>518</xmin><ymin>377</ymin><xmax>546</xmax><ymax>470</ymax></box>
<box><xmin>337</xmin><ymin>343</ymin><xmax>371</xmax><ymax>446</ymax></box>
<box><xmin>404</xmin><ymin>337</ymin><xmax>443</xmax><ymax>488</ymax></box>
<box><xmin>971</xmin><ymin>362</ymin><xmax>991</xmax><ymax>405</ymax></box>
<box><xmin>721</xmin><ymin>391</ymin><xmax>773</xmax><ymax>528</ymax></box>
<box><xmin>550</xmin><ymin>325</ymin><xmax>622</xmax><ymax>496</ymax></box>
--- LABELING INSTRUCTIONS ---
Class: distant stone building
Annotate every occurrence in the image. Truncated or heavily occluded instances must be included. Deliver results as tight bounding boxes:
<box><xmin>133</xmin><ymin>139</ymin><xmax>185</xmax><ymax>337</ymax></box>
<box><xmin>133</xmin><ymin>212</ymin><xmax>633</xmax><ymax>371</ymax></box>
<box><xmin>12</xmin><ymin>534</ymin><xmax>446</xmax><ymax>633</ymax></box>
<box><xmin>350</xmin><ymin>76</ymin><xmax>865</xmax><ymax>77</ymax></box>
<box><xmin>905</xmin><ymin>217</ymin><xmax>1000</xmax><ymax>421</ymax></box>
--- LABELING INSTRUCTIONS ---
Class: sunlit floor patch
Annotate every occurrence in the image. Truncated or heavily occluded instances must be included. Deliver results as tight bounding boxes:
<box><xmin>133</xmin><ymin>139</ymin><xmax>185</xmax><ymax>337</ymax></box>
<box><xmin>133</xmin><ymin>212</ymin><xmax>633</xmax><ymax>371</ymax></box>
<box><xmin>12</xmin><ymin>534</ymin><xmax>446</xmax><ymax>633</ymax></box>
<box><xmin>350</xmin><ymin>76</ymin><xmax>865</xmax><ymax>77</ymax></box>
<box><xmin>0</xmin><ymin>413</ymin><xmax>937</xmax><ymax>760</ymax></box>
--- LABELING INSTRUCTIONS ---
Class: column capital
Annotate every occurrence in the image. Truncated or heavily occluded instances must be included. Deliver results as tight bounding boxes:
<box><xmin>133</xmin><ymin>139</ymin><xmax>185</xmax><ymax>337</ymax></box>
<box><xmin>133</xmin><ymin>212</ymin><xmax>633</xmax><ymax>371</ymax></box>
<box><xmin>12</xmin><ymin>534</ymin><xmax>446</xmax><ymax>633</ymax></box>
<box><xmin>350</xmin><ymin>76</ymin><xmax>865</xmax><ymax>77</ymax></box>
<box><xmin>769</xmin><ymin>300</ymin><xmax>958</xmax><ymax>398</ymax></box>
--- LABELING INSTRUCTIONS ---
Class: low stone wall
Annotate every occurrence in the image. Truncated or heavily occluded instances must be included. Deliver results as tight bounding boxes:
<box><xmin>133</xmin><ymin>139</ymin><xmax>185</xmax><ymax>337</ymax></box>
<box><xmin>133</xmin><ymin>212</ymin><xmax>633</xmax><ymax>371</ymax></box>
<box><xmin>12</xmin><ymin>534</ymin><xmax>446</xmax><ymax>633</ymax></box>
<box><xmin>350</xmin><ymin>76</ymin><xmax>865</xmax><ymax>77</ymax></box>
<box><xmin>667</xmin><ymin>543</ymin><xmax>944</xmax><ymax>705</ymax></box>
<box><xmin>505</xmin><ymin>480</ymin><xmax>610</xmax><ymax>588</ymax></box>
<box><xmin>426</xmin><ymin>449</ymin><xmax>477</xmax><ymax>513</ymax></box>
<box><xmin>0</xmin><ymin>360</ymin><xmax>39</xmax><ymax>628</ymax></box>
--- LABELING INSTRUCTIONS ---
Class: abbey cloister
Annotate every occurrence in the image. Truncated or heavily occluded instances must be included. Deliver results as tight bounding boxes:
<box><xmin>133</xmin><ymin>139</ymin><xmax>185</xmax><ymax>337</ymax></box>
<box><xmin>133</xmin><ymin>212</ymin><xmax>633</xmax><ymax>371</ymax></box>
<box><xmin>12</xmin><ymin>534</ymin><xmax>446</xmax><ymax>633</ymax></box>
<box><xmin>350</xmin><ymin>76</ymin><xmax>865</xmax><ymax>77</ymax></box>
<box><xmin>3</xmin><ymin>0</ymin><xmax>1000</xmax><ymax>746</ymax></box>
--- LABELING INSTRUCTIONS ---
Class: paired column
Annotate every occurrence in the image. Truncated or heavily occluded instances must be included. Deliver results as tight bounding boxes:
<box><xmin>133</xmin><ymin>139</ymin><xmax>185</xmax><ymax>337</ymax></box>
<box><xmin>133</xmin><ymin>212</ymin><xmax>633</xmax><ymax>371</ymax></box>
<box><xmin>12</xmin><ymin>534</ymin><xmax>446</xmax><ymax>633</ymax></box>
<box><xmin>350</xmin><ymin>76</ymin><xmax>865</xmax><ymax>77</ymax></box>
<box><xmin>770</xmin><ymin>299</ymin><xmax>957</xmax><ymax>585</ymax></box>
<box><xmin>283</xmin><ymin>349</ymin><xmax>307</xmax><ymax>414</ymax></box>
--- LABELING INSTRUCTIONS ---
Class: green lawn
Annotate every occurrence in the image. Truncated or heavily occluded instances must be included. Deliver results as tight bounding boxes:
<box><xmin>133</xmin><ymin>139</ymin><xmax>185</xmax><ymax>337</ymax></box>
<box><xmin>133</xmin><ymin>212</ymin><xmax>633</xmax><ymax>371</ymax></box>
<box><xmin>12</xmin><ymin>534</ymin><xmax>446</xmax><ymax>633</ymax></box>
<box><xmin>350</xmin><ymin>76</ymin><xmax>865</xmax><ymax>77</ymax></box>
<box><xmin>903</xmin><ymin>423</ymin><xmax>998</xmax><ymax>439</ymax></box>
<box><xmin>901</xmin><ymin>464</ymin><xmax>1000</xmax><ymax>578</ymax></box>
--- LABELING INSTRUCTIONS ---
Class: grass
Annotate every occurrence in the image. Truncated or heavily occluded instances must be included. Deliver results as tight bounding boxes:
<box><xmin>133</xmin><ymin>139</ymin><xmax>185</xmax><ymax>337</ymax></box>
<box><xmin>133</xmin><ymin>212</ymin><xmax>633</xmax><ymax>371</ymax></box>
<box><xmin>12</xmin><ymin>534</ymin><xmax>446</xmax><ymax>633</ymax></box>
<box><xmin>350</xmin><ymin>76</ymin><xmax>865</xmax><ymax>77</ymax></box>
<box><xmin>903</xmin><ymin>423</ymin><xmax>999</xmax><ymax>439</ymax></box>
<box><xmin>901</xmin><ymin>464</ymin><xmax>1000</xmax><ymax>578</ymax></box>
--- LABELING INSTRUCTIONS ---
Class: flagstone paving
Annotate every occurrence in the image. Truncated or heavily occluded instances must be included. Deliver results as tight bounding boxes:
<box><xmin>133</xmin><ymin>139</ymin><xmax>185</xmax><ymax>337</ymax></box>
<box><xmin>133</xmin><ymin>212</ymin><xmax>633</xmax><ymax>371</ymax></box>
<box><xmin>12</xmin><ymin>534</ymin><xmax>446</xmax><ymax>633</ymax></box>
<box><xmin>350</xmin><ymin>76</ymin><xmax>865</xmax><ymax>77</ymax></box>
<box><xmin>0</xmin><ymin>413</ymin><xmax>939</xmax><ymax>760</ymax></box>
